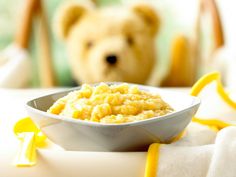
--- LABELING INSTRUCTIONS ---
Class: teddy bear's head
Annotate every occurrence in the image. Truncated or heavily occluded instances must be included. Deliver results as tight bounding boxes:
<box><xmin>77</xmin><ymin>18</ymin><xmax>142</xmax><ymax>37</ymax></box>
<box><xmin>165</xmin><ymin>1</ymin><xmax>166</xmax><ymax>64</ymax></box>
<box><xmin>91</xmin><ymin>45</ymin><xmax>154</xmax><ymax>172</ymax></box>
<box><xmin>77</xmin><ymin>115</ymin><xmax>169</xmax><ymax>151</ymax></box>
<box><xmin>55</xmin><ymin>2</ymin><xmax>159</xmax><ymax>84</ymax></box>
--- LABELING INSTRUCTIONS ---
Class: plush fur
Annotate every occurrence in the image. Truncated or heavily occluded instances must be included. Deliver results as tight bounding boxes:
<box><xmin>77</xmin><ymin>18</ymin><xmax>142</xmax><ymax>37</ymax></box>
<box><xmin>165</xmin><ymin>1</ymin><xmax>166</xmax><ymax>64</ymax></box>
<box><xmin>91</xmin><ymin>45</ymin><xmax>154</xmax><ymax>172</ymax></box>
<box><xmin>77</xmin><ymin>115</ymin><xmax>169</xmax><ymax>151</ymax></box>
<box><xmin>54</xmin><ymin>2</ymin><xmax>159</xmax><ymax>84</ymax></box>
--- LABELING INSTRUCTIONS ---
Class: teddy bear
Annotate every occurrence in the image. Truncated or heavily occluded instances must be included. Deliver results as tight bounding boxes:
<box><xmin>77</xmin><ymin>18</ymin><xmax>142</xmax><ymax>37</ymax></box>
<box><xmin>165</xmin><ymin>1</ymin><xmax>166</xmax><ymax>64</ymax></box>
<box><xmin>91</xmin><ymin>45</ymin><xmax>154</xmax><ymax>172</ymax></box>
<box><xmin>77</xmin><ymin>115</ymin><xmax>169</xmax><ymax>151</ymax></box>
<box><xmin>54</xmin><ymin>2</ymin><xmax>160</xmax><ymax>85</ymax></box>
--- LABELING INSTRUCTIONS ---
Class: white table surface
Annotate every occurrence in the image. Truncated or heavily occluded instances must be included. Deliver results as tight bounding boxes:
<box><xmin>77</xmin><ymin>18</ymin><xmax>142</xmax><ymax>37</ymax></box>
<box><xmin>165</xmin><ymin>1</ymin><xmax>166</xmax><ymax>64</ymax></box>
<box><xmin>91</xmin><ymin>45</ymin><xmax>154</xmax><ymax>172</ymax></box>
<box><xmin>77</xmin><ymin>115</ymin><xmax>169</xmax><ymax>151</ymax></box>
<box><xmin>0</xmin><ymin>87</ymin><xmax>235</xmax><ymax>177</ymax></box>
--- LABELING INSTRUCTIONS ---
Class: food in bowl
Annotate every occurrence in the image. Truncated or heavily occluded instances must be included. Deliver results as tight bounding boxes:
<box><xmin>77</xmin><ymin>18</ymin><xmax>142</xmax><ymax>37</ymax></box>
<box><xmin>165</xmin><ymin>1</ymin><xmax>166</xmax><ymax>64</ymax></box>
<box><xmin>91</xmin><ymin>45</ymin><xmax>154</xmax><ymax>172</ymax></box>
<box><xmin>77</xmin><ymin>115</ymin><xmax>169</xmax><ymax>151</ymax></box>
<box><xmin>47</xmin><ymin>83</ymin><xmax>174</xmax><ymax>123</ymax></box>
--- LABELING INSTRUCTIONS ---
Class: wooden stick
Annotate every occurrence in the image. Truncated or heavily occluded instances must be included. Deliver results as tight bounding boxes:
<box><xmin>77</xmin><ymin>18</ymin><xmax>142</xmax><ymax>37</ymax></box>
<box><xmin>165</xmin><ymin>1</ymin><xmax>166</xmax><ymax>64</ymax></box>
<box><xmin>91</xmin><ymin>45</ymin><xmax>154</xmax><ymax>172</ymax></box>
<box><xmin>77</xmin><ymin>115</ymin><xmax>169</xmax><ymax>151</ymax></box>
<box><xmin>200</xmin><ymin>0</ymin><xmax>224</xmax><ymax>51</ymax></box>
<box><xmin>192</xmin><ymin>0</ymin><xmax>225</xmax><ymax>80</ymax></box>
<box><xmin>207</xmin><ymin>0</ymin><xmax>224</xmax><ymax>50</ymax></box>
<box><xmin>37</xmin><ymin>0</ymin><xmax>56</xmax><ymax>87</ymax></box>
<box><xmin>15</xmin><ymin>0</ymin><xmax>39</xmax><ymax>49</ymax></box>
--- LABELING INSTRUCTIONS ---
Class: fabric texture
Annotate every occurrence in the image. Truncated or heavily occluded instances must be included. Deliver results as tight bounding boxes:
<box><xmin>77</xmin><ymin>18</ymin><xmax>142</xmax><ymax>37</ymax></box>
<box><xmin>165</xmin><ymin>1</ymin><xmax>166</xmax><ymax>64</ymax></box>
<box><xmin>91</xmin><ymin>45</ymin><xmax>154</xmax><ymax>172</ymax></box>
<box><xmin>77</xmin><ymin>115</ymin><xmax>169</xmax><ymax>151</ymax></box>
<box><xmin>155</xmin><ymin>122</ymin><xmax>236</xmax><ymax>177</ymax></box>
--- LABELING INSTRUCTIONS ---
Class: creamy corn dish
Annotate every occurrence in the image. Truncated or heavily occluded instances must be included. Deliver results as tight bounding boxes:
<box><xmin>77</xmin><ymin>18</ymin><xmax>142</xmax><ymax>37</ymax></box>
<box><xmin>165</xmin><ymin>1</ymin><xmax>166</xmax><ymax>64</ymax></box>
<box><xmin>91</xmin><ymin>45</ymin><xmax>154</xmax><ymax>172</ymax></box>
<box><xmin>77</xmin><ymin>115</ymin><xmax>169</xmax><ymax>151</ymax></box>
<box><xmin>47</xmin><ymin>83</ymin><xmax>174</xmax><ymax>123</ymax></box>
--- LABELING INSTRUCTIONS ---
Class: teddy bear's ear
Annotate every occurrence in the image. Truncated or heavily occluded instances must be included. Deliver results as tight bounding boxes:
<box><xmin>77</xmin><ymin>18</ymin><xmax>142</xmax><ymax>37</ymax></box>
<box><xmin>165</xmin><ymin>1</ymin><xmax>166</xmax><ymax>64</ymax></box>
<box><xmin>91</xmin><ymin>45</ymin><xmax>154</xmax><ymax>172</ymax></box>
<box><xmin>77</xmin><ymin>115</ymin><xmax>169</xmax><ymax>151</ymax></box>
<box><xmin>132</xmin><ymin>4</ymin><xmax>159</xmax><ymax>36</ymax></box>
<box><xmin>54</xmin><ymin>2</ymin><xmax>92</xmax><ymax>40</ymax></box>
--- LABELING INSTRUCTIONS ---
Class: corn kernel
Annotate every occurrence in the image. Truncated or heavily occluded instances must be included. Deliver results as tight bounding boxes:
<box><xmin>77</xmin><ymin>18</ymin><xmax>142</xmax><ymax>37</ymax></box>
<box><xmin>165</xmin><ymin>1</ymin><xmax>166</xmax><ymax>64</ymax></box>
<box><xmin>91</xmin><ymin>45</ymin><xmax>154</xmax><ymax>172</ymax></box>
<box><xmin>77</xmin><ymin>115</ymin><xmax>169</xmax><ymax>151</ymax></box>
<box><xmin>48</xmin><ymin>83</ymin><xmax>173</xmax><ymax>123</ymax></box>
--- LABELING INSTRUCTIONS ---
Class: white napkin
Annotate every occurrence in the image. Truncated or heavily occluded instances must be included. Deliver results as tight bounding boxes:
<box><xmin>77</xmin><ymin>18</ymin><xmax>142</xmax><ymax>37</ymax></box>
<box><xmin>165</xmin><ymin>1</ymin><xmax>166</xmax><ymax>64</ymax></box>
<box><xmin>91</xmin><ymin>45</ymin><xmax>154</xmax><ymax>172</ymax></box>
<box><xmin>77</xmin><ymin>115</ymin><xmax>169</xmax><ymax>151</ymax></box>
<box><xmin>156</xmin><ymin>124</ymin><xmax>236</xmax><ymax>177</ymax></box>
<box><xmin>172</xmin><ymin>122</ymin><xmax>217</xmax><ymax>146</ymax></box>
<box><xmin>207</xmin><ymin>127</ymin><xmax>236</xmax><ymax>177</ymax></box>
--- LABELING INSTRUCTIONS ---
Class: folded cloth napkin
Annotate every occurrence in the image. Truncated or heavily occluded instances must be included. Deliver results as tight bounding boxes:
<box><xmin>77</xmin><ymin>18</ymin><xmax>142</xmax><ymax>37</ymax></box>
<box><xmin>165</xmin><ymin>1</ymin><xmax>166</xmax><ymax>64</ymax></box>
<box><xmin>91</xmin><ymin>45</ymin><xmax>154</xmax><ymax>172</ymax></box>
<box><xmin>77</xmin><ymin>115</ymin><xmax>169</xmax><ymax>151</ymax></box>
<box><xmin>172</xmin><ymin>122</ymin><xmax>217</xmax><ymax>146</ymax></box>
<box><xmin>145</xmin><ymin>72</ymin><xmax>236</xmax><ymax>177</ymax></box>
<box><xmin>155</xmin><ymin>125</ymin><xmax>236</xmax><ymax>177</ymax></box>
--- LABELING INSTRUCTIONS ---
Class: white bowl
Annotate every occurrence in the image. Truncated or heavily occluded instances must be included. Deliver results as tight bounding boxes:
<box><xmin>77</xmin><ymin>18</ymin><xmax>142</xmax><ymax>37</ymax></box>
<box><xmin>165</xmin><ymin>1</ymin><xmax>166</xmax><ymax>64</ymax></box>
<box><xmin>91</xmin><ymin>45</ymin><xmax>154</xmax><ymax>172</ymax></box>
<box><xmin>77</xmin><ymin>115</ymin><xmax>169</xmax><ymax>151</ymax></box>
<box><xmin>26</xmin><ymin>83</ymin><xmax>200</xmax><ymax>151</ymax></box>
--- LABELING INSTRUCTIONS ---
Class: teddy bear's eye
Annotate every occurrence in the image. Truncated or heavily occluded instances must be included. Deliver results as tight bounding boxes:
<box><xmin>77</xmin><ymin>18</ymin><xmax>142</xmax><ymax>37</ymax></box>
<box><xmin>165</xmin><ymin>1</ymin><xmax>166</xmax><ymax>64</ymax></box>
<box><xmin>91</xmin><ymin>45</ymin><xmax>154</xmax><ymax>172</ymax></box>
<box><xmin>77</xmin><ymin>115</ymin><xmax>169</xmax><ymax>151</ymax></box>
<box><xmin>126</xmin><ymin>36</ymin><xmax>134</xmax><ymax>46</ymax></box>
<box><xmin>86</xmin><ymin>41</ymin><xmax>93</xmax><ymax>49</ymax></box>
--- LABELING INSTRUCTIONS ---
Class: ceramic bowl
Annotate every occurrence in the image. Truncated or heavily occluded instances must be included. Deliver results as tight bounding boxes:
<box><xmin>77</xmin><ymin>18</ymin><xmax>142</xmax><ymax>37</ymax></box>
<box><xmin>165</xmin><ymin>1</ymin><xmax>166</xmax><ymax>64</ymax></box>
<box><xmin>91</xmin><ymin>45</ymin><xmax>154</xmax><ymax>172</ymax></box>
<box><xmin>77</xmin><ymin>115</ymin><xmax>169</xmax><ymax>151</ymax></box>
<box><xmin>26</xmin><ymin>83</ymin><xmax>200</xmax><ymax>151</ymax></box>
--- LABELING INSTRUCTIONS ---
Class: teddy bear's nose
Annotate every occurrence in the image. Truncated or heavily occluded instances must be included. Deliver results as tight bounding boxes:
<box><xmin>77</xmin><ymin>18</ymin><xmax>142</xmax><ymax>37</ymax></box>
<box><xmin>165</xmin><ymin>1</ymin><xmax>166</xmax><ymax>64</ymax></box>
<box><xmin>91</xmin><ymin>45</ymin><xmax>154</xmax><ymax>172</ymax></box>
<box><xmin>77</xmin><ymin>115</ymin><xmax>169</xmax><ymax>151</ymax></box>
<box><xmin>105</xmin><ymin>55</ymin><xmax>117</xmax><ymax>65</ymax></box>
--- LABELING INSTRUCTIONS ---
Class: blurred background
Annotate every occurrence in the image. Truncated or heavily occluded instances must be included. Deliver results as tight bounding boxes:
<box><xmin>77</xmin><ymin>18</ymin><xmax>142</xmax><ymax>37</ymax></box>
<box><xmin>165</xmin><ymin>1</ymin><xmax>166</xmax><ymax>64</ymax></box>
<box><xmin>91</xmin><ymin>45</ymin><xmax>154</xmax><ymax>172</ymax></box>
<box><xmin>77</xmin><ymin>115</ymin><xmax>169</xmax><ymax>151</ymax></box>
<box><xmin>0</xmin><ymin>0</ymin><xmax>235</xmax><ymax>88</ymax></box>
